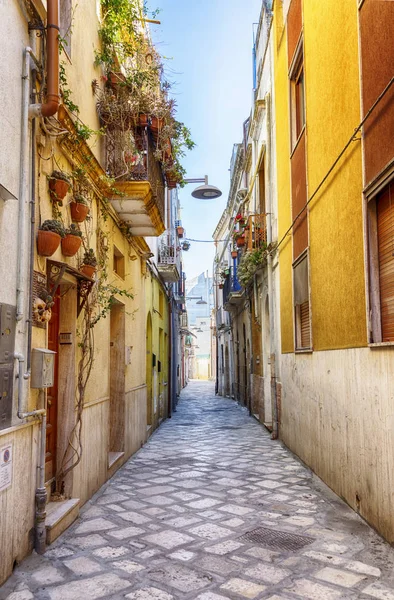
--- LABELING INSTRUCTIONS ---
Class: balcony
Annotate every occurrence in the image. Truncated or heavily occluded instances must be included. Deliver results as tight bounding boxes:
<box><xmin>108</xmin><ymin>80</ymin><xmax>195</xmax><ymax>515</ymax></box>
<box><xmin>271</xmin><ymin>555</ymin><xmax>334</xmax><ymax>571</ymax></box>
<box><xmin>107</xmin><ymin>127</ymin><xmax>166</xmax><ymax>237</ymax></box>
<box><xmin>223</xmin><ymin>266</ymin><xmax>244</xmax><ymax>310</ymax></box>
<box><xmin>157</xmin><ymin>230</ymin><xmax>181</xmax><ymax>283</ymax></box>
<box><xmin>244</xmin><ymin>213</ymin><xmax>267</xmax><ymax>251</ymax></box>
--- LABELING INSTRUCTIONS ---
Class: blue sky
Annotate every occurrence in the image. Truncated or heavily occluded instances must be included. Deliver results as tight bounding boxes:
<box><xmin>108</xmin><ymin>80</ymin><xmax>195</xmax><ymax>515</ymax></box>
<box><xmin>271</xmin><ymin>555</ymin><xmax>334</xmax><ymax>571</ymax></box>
<box><xmin>151</xmin><ymin>0</ymin><xmax>262</xmax><ymax>280</ymax></box>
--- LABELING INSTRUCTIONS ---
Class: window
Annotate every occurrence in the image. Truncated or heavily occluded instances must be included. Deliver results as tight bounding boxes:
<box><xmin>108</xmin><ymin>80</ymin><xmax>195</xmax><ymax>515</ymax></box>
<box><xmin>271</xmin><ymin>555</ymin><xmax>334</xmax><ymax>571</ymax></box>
<box><xmin>60</xmin><ymin>0</ymin><xmax>72</xmax><ymax>58</ymax></box>
<box><xmin>113</xmin><ymin>246</ymin><xmax>125</xmax><ymax>279</ymax></box>
<box><xmin>368</xmin><ymin>180</ymin><xmax>394</xmax><ymax>343</ymax></box>
<box><xmin>293</xmin><ymin>253</ymin><xmax>311</xmax><ymax>350</ymax></box>
<box><xmin>290</xmin><ymin>44</ymin><xmax>305</xmax><ymax>148</ymax></box>
<box><xmin>159</xmin><ymin>290</ymin><xmax>164</xmax><ymax>316</ymax></box>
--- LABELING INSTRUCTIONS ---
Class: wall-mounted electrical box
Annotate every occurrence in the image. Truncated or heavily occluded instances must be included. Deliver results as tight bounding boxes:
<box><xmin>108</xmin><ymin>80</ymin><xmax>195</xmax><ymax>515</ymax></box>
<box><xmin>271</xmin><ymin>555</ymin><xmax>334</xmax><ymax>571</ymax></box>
<box><xmin>0</xmin><ymin>304</ymin><xmax>16</xmax><ymax>364</ymax></box>
<box><xmin>31</xmin><ymin>348</ymin><xmax>56</xmax><ymax>389</ymax></box>
<box><xmin>0</xmin><ymin>364</ymin><xmax>13</xmax><ymax>429</ymax></box>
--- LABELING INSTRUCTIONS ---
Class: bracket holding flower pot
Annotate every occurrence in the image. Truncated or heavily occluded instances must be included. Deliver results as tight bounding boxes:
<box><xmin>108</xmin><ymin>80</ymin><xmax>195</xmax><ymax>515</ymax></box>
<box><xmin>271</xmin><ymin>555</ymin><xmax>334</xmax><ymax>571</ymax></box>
<box><xmin>47</xmin><ymin>260</ymin><xmax>95</xmax><ymax>317</ymax></box>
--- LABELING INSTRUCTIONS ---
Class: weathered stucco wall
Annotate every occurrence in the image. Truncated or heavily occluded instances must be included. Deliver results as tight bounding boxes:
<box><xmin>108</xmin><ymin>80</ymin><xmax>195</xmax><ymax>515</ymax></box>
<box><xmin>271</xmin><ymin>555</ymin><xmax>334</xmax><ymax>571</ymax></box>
<box><xmin>280</xmin><ymin>349</ymin><xmax>394</xmax><ymax>542</ymax></box>
<box><xmin>0</xmin><ymin>423</ymin><xmax>39</xmax><ymax>584</ymax></box>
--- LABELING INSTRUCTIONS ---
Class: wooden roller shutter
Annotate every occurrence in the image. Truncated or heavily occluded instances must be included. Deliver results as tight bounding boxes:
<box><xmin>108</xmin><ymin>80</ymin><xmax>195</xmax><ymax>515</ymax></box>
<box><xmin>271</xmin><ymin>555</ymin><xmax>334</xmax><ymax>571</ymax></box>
<box><xmin>377</xmin><ymin>183</ymin><xmax>394</xmax><ymax>342</ymax></box>
<box><xmin>300</xmin><ymin>300</ymin><xmax>311</xmax><ymax>348</ymax></box>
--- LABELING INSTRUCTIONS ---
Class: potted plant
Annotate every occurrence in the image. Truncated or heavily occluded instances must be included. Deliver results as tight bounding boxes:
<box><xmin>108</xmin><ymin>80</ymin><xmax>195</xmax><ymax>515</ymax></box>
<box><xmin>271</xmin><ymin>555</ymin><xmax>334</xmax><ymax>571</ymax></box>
<box><xmin>48</xmin><ymin>170</ymin><xmax>72</xmax><ymax>205</ymax></box>
<box><xmin>231</xmin><ymin>250</ymin><xmax>238</xmax><ymax>259</ymax></box>
<box><xmin>61</xmin><ymin>224</ymin><xmax>83</xmax><ymax>256</ymax></box>
<box><xmin>37</xmin><ymin>220</ymin><xmax>65</xmax><ymax>256</ymax></box>
<box><xmin>70</xmin><ymin>194</ymin><xmax>90</xmax><ymax>222</ymax></box>
<box><xmin>80</xmin><ymin>249</ymin><xmax>97</xmax><ymax>278</ymax></box>
<box><xmin>235</xmin><ymin>234</ymin><xmax>245</xmax><ymax>248</ymax></box>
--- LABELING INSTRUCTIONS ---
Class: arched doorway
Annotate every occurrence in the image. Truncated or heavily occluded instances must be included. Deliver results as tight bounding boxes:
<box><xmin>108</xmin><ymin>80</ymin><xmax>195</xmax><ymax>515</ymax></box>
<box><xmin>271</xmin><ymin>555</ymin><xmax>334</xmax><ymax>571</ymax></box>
<box><xmin>146</xmin><ymin>313</ymin><xmax>153</xmax><ymax>427</ymax></box>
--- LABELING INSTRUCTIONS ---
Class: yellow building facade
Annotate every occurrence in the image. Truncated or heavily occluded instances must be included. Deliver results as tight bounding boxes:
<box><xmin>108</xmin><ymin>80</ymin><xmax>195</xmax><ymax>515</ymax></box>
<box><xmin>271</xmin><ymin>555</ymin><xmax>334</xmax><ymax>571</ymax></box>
<box><xmin>273</xmin><ymin>0</ymin><xmax>394</xmax><ymax>541</ymax></box>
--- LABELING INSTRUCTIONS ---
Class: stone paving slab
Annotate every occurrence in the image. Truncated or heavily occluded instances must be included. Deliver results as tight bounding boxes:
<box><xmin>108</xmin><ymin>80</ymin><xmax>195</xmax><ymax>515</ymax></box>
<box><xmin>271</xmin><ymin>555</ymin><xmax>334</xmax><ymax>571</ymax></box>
<box><xmin>2</xmin><ymin>381</ymin><xmax>394</xmax><ymax>600</ymax></box>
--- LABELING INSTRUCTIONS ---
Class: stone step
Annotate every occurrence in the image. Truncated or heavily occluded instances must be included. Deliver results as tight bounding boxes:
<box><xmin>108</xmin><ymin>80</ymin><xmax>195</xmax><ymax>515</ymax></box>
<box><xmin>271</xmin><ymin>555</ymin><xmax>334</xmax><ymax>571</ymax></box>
<box><xmin>45</xmin><ymin>498</ymin><xmax>80</xmax><ymax>545</ymax></box>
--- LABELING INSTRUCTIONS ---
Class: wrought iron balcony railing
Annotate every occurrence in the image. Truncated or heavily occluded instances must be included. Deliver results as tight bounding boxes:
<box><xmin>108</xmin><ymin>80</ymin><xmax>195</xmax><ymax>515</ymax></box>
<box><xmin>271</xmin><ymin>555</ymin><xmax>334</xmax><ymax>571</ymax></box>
<box><xmin>223</xmin><ymin>266</ymin><xmax>242</xmax><ymax>307</ymax></box>
<box><xmin>157</xmin><ymin>230</ymin><xmax>181</xmax><ymax>283</ymax></box>
<box><xmin>106</xmin><ymin>126</ymin><xmax>165</xmax><ymax>226</ymax></box>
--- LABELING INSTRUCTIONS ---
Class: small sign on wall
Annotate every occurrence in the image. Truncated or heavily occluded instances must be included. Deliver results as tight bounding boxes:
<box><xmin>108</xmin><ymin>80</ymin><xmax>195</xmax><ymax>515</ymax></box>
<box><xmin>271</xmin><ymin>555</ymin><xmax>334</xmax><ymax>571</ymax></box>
<box><xmin>0</xmin><ymin>443</ymin><xmax>12</xmax><ymax>492</ymax></box>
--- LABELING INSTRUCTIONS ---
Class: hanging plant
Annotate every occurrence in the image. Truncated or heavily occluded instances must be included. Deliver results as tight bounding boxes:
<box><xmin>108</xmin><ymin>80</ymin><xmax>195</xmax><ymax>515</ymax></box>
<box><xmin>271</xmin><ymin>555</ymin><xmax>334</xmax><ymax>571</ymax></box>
<box><xmin>61</xmin><ymin>224</ymin><xmax>83</xmax><ymax>256</ymax></box>
<box><xmin>70</xmin><ymin>194</ymin><xmax>90</xmax><ymax>222</ymax></box>
<box><xmin>37</xmin><ymin>220</ymin><xmax>65</xmax><ymax>257</ymax></box>
<box><xmin>48</xmin><ymin>170</ymin><xmax>72</xmax><ymax>205</ymax></box>
<box><xmin>237</xmin><ymin>246</ymin><xmax>268</xmax><ymax>286</ymax></box>
<box><xmin>80</xmin><ymin>248</ymin><xmax>98</xmax><ymax>278</ymax></box>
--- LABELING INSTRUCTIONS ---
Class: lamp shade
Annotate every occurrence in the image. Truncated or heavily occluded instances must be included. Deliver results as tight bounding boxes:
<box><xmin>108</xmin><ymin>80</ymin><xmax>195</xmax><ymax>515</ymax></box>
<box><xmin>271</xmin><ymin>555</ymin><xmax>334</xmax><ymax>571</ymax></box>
<box><xmin>191</xmin><ymin>184</ymin><xmax>222</xmax><ymax>199</ymax></box>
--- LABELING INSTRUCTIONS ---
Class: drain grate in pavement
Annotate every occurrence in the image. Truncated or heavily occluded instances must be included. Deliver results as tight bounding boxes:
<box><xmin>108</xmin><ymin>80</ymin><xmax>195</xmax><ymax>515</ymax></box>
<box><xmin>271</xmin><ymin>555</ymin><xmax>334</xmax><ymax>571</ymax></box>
<box><xmin>240</xmin><ymin>526</ymin><xmax>314</xmax><ymax>552</ymax></box>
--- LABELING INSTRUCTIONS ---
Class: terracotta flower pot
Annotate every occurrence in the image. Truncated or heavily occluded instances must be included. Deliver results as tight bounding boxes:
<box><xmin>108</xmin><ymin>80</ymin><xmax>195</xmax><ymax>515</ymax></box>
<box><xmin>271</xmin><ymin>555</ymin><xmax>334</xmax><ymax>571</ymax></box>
<box><xmin>70</xmin><ymin>201</ymin><xmax>90</xmax><ymax>223</ymax></box>
<box><xmin>219</xmin><ymin>284</ymin><xmax>224</xmax><ymax>289</ymax></box>
<box><xmin>37</xmin><ymin>230</ymin><xmax>61</xmax><ymax>257</ymax></box>
<box><xmin>61</xmin><ymin>234</ymin><xmax>82</xmax><ymax>257</ymax></box>
<box><xmin>176</xmin><ymin>226</ymin><xmax>184</xmax><ymax>238</ymax></box>
<box><xmin>236</xmin><ymin>237</ymin><xmax>245</xmax><ymax>247</ymax></box>
<box><xmin>231</xmin><ymin>250</ymin><xmax>238</xmax><ymax>259</ymax></box>
<box><xmin>80</xmin><ymin>264</ymin><xmax>96</xmax><ymax>278</ymax></box>
<box><xmin>49</xmin><ymin>178</ymin><xmax>70</xmax><ymax>205</ymax></box>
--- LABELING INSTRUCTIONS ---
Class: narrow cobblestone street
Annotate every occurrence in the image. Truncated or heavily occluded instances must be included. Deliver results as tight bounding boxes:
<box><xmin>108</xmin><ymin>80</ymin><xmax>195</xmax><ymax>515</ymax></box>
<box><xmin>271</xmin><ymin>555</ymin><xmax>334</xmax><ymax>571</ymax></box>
<box><xmin>2</xmin><ymin>381</ymin><xmax>394</xmax><ymax>600</ymax></box>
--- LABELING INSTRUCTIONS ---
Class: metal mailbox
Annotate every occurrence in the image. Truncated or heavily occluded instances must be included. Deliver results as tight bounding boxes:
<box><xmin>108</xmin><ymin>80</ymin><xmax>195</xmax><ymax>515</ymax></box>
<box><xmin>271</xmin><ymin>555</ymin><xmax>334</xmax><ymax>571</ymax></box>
<box><xmin>31</xmin><ymin>348</ymin><xmax>56</xmax><ymax>389</ymax></box>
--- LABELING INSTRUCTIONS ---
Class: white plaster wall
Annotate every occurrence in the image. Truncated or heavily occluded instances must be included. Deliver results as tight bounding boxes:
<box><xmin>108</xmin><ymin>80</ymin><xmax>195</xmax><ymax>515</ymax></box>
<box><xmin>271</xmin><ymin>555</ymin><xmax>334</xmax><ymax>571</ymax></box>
<box><xmin>280</xmin><ymin>348</ymin><xmax>394</xmax><ymax>542</ymax></box>
<box><xmin>0</xmin><ymin>2</ymin><xmax>30</xmax><ymax>306</ymax></box>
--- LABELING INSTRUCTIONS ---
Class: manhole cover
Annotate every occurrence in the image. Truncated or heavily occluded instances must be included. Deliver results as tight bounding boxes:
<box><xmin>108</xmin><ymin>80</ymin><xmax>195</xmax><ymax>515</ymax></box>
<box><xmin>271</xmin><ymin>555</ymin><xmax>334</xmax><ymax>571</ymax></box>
<box><xmin>240</xmin><ymin>526</ymin><xmax>314</xmax><ymax>552</ymax></box>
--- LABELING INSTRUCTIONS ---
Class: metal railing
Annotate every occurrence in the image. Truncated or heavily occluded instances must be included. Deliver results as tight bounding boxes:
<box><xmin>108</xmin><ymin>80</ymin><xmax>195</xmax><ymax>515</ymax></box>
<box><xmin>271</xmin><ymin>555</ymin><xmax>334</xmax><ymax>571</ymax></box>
<box><xmin>158</xmin><ymin>229</ymin><xmax>181</xmax><ymax>270</ymax></box>
<box><xmin>106</xmin><ymin>127</ymin><xmax>165</xmax><ymax>222</ymax></box>
<box><xmin>223</xmin><ymin>266</ymin><xmax>241</xmax><ymax>305</ymax></box>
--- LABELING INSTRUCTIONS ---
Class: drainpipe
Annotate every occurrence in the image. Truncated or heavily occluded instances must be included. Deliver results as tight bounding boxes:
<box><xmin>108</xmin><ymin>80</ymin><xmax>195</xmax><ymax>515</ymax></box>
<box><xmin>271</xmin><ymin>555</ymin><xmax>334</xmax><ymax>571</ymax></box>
<box><xmin>29</xmin><ymin>0</ymin><xmax>60</xmax><ymax>119</ymax></box>
<box><xmin>15</xmin><ymin>0</ymin><xmax>60</xmax><ymax>550</ymax></box>
<box><xmin>265</xmin><ymin>92</ymin><xmax>279</xmax><ymax>440</ymax></box>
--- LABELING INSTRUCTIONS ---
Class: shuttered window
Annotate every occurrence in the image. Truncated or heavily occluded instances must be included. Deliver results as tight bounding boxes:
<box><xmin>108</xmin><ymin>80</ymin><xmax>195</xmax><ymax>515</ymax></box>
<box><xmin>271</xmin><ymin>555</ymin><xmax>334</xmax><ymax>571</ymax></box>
<box><xmin>294</xmin><ymin>255</ymin><xmax>311</xmax><ymax>350</ymax></box>
<box><xmin>377</xmin><ymin>183</ymin><xmax>394</xmax><ymax>342</ymax></box>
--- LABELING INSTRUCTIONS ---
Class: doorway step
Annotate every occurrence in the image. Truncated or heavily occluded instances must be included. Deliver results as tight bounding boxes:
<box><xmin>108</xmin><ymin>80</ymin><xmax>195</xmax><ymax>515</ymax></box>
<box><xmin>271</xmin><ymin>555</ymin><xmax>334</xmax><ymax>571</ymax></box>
<box><xmin>45</xmin><ymin>498</ymin><xmax>80</xmax><ymax>545</ymax></box>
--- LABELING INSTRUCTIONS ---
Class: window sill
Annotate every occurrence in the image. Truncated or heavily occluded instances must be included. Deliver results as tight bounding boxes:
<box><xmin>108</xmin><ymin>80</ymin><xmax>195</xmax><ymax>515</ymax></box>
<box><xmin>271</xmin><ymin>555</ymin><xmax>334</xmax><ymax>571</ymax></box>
<box><xmin>290</xmin><ymin>125</ymin><xmax>305</xmax><ymax>158</ymax></box>
<box><xmin>369</xmin><ymin>342</ymin><xmax>394</xmax><ymax>349</ymax></box>
<box><xmin>295</xmin><ymin>348</ymin><xmax>313</xmax><ymax>354</ymax></box>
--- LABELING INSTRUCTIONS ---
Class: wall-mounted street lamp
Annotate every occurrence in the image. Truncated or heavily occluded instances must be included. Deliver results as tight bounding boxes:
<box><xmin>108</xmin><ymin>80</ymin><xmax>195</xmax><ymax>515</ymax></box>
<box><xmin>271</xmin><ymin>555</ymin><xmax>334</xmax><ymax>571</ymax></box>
<box><xmin>183</xmin><ymin>176</ymin><xmax>222</xmax><ymax>200</ymax></box>
<box><xmin>186</xmin><ymin>296</ymin><xmax>207</xmax><ymax>305</ymax></box>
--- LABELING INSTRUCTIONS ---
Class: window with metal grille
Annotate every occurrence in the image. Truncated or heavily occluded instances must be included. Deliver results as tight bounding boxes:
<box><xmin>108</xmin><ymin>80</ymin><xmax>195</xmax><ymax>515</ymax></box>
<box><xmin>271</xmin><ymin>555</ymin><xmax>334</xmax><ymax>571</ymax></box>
<box><xmin>293</xmin><ymin>254</ymin><xmax>311</xmax><ymax>350</ymax></box>
<box><xmin>60</xmin><ymin>0</ymin><xmax>72</xmax><ymax>58</ymax></box>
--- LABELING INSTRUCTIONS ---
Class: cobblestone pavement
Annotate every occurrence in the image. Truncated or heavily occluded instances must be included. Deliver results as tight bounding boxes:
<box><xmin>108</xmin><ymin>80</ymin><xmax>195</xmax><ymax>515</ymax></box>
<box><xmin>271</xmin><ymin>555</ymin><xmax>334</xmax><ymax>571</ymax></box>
<box><xmin>2</xmin><ymin>381</ymin><xmax>394</xmax><ymax>600</ymax></box>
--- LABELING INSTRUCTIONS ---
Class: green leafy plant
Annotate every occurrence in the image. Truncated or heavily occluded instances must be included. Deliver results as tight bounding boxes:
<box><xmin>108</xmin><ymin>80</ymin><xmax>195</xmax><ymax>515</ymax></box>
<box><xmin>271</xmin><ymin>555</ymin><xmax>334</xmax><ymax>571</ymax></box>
<box><xmin>50</xmin><ymin>170</ymin><xmax>72</xmax><ymax>185</ymax></box>
<box><xmin>95</xmin><ymin>0</ymin><xmax>194</xmax><ymax>184</ymax></box>
<box><xmin>65</xmin><ymin>224</ymin><xmax>83</xmax><ymax>237</ymax></box>
<box><xmin>73</xmin><ymin>194</ymin><xmax>89</xmax><ymax>205</ymax></box>
<box><xmin>237</xmin><ymin>246</ymin><xmax>268</xmax><ymax>286</ymax></box>
<box><xmin>83</xmin><ymin>248</ymin><xmax>98</xmax><ymax>267</ymax></box>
